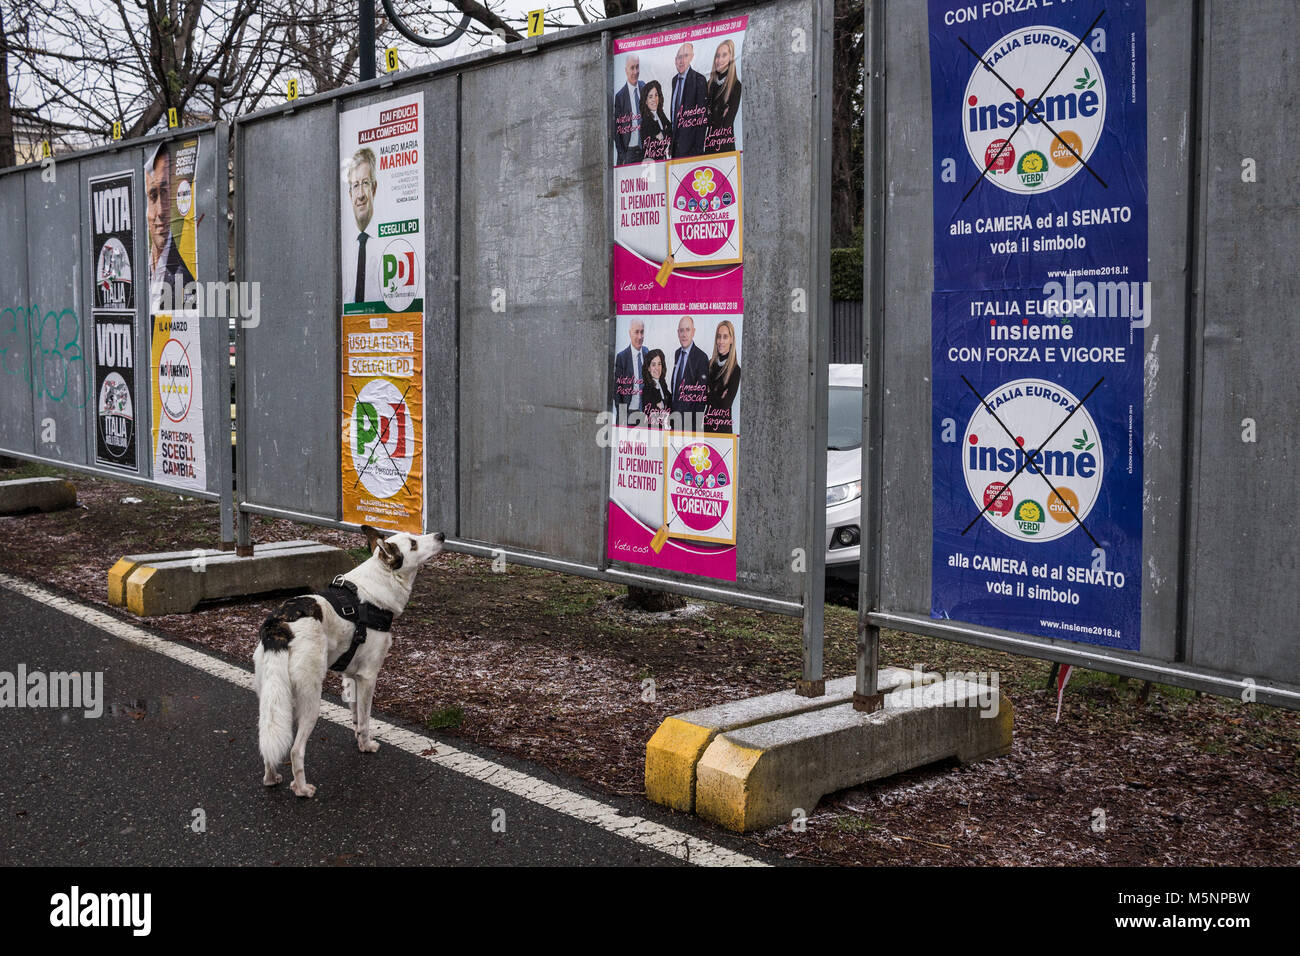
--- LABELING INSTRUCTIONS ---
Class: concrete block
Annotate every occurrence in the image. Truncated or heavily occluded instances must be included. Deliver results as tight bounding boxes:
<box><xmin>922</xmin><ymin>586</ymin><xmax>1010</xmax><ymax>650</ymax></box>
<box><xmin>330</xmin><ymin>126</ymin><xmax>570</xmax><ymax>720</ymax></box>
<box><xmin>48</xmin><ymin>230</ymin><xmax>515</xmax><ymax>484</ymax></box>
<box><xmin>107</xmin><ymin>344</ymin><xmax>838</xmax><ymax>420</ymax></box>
<box><xmin>0</xmin><ymin>477</ymin><xmax>76</xmax><ymax>514</ymax></box>
<box><xmin>694</xmin><ymin>679</ymin><xmax>1014</xmax><ymax>832</ymax></box>
<box><xmin>107</xmin><ymin>541</ymin><xmax>354</xmax><ymax>616</ymax></box>
<box><xmin>645</xmin><ymin>667</ymin><xmax>921</xmax><ymax>812</ymax></box>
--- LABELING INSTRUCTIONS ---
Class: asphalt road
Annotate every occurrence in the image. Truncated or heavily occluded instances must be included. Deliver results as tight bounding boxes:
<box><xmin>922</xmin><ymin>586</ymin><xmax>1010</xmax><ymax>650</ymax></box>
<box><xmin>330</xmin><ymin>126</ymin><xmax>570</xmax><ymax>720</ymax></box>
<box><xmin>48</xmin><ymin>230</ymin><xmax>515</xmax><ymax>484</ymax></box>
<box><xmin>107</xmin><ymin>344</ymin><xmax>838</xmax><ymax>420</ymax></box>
<box><xmin>0</xmin><ymin>583</ymin><xmax>771</xmax><ymax>867</ymax></box>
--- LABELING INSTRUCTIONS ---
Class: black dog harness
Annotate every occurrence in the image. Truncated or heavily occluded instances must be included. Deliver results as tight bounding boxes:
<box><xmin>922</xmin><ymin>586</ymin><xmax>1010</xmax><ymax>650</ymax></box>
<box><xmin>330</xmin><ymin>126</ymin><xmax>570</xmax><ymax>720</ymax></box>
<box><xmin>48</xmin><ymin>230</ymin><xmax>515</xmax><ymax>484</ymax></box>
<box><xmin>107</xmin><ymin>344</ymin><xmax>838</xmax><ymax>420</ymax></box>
<box><xmin>316</xmin><ymin>576</ymin><xmax>394</xmax><ymax>673</ymax></box>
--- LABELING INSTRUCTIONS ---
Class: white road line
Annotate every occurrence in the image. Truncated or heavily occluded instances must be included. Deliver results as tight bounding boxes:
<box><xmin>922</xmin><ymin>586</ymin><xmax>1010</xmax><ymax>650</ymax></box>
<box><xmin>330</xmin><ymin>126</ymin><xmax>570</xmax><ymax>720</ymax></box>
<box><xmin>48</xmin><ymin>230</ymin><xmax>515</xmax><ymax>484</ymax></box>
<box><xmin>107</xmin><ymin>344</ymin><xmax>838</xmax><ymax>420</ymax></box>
<box><xmin>0</xmin><ymin>573</ymin><xmax>768</xmax><ymax>868</ymax></box>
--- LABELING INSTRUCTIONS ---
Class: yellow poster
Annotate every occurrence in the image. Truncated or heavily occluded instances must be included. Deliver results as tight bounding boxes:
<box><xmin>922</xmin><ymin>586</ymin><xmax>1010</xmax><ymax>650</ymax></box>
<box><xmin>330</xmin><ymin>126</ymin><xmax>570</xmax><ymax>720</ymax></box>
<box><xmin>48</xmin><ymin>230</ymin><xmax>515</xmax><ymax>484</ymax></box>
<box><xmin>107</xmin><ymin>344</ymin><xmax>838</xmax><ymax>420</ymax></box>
<box><xmin>341</xmin><ymin>311</ymin><xmax>424</xmax><ymax>532</ymax></box>
<box><xmin>150</xmin><ymin>311</ymin><xmax>205</xmax><ymax>491</ymax></box>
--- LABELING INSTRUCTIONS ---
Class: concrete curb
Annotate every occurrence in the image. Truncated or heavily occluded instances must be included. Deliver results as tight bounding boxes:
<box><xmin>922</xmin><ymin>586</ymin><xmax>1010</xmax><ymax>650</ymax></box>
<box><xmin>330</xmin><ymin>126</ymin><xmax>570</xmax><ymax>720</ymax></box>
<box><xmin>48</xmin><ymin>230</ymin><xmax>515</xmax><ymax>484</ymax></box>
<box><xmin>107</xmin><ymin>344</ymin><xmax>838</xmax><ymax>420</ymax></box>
<box><xmin>645</xmin><ymin>667</ymin><xmax>919</xmax><ymax>812</ymax></box>
<box><xmin>107</xmin><ymin>541</ymin><xmax>354</xmax><ymax>616</ymax></box>
<box><xmin>0</xmin><ymin>477</ymin><xmax>76</xmax><ymax>515</ymax></box>
<box><xmin>694</xmin><ymin>679</ymin><xmax>1014</xmax><ymax>832</ymax></box>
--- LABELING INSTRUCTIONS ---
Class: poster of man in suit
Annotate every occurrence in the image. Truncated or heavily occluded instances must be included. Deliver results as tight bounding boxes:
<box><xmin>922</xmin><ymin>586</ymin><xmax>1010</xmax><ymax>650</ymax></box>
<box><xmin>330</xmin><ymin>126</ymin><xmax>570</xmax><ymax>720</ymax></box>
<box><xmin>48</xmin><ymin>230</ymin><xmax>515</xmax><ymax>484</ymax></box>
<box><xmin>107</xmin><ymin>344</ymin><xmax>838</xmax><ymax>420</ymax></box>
<box><xmin>145</xmin><ymin>140</ymin><xmax>198</xmax><ymax>311</ymax></box>
<box><xmin>613</xmin><ymin>56</ymin><xmax>646</xmax><ymax>166</ymax></box>
<box><xmin>338</xmin><ymin>91</ymin><xmax>427</xmax><ymax>534</ymax></box>
<box><xmin>145</xmin><ymin>139</ymin><xmax>206</xmax><ymax>492</ymax></box>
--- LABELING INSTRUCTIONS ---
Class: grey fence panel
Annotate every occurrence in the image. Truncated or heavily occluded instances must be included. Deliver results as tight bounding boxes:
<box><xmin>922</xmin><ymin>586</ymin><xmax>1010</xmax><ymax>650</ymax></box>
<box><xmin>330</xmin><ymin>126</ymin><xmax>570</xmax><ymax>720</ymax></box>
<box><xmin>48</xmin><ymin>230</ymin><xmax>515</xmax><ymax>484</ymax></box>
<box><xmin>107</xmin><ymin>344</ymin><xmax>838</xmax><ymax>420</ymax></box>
<box><xmin>0</xmin><ymin>127</ymin><xmax>230</xmax><ymax>518</ymax></box>
<box><xmin>420</xmin><ymin>77</ymin><xmax>460</xmax><ymax>537</ymax></box>
<box><xmin>876</xmin><ymin>3</ymin><xmax>934</xmax><ymax>616</ymax></box>
<box><xmin>25</xmin><ymin>165</ymin><xmax>89</xmax><ymax>465</ymax></box>
<box><xmin>238</xmin><ymin>103</ymin><xmax>342</xmax><ymax>519</ymax></box>
<box><xmin>194</xmin><ymin>126</ymin><xmax>232</xmax><ymax>498</ymax></box>
<box><xmin>1188</xmin><ymin>2</ymin><xmax>1300</xmax><ymax>686</ymax></box>
<box><xmin>0</xmin><ymin>172</ymin><xmax>34</xmax><ymax>455</ymax></box>
<box><xmin>458</xmin><ymin>46</ymin><xmax>607</xmax><ymax>563</ymax></box>
<box><xmin>1138</xmin><ymin>7</ymin><xmax>1195</xmax><ymax>664</ymax></box>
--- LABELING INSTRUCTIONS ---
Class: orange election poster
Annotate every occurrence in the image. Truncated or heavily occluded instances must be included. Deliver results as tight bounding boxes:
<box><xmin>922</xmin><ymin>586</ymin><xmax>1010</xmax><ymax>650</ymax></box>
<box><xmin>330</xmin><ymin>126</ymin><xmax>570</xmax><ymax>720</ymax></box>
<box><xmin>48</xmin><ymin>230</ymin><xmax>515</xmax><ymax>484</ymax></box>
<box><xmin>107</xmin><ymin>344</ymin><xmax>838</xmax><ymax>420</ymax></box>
<box><xmin>341</xmin><ymin>311</ymin><xmax>424</xmax><ymax>533</ymax></box>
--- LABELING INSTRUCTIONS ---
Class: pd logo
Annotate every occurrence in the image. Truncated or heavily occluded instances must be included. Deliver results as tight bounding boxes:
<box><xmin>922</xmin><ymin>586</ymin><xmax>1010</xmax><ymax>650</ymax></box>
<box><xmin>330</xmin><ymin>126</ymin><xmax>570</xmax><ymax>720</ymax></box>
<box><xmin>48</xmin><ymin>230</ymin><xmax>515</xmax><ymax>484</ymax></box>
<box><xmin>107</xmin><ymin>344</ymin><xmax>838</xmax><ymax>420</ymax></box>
<box><xmin>351</xmin><ymin>378</ymin><xmax>415</xmax><ymax>498</ymax></box>
<box><xmin>380</xmin><ymin>238</ymin><xmax>421</xmax><ymax>312</ymax></box>
<box><xmin>962</xmin><ymin>378</ymin><xmax>1103</xmax><ymax>543</ymax></box>
<box><xmin>962</xmin><ymin>26</ymin><xmax>1106</xmax><ymax>194</ymax></box>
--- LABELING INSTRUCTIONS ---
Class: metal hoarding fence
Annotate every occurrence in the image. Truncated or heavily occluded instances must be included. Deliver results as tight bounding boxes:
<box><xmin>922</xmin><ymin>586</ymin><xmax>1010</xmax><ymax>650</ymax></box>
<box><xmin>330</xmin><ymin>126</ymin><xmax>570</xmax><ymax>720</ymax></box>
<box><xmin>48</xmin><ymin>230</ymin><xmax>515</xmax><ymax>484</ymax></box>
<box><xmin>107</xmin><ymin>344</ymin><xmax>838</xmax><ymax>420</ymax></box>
<box><xmin>232</xmin><ymin>0</ymin><xmax>835</xmax><ymax>686</ymax></box>
<box><xmin>0</xmin><ymin>126</ymin><xmax>234</xmax><ymax>544</ymax></box>
<box><xmin>860</xmin><ymin>0</ymin><xmax>1300</xmax><ymax>710</ymax></box>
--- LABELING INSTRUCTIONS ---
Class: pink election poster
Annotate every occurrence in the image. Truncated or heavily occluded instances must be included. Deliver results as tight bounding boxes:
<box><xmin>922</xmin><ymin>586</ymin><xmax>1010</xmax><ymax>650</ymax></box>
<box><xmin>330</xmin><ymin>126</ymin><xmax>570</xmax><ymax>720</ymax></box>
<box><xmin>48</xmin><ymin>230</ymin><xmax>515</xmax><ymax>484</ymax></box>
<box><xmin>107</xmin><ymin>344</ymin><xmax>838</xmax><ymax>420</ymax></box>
<box><xmin>608</xmin><ymin>15</ymin><xmax>747</xmax><ymax>581</ymax></box>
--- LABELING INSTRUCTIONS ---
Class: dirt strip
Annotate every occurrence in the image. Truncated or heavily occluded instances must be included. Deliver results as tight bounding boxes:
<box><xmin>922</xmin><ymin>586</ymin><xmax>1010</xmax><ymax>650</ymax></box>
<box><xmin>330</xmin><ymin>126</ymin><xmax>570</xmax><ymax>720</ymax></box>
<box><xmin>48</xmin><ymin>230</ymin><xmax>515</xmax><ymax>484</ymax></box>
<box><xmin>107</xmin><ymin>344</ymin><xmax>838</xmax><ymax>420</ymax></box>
<box><xmin>2</xmin><ymin>460</ymin><xmax>1297</xmax><ymax>865</ymax></box>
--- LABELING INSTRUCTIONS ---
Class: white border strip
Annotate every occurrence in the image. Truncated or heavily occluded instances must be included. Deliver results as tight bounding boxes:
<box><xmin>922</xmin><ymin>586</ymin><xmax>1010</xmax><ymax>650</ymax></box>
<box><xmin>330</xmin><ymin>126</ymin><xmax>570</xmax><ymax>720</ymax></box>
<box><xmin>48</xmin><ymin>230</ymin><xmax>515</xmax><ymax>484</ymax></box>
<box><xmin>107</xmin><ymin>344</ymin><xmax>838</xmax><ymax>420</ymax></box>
<box><xmin>0</xmin><ymin>573</ymin><xmax>767</xmax><ymax>867</ymax></box>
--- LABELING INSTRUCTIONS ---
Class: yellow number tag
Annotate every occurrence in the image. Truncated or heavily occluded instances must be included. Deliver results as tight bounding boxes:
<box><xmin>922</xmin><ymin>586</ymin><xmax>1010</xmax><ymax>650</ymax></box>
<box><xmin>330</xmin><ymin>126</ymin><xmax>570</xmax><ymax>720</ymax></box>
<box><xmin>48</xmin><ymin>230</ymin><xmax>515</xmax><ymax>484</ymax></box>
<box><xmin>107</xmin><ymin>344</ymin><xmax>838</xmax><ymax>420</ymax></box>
<box><xmin>385</xmin><ymin>47</ymin><xmax>400</xmax><ymax>72</ymax></box>
<box><xmin>167</xmin><ymin>108</ymin><xmax>178</xmax><ymax>128</ymax></box>
<box><xmin>287</xmin><ymin>78</ymin><xmax>299</xmax><ymax>101</ymax></box>
<box><xmin>527</xmin><ymin>9</ymin><xmax>544</xmax><ymax>37</ymax></box>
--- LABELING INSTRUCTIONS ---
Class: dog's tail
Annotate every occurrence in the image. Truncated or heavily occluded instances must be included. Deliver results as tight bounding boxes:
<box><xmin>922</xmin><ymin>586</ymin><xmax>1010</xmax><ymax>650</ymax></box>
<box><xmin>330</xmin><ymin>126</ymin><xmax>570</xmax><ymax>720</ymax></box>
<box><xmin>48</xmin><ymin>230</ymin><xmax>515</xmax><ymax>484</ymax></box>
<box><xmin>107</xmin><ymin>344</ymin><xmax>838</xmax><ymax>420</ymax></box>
<box><xmin>257</xmin><ymin>621</ymin><xmax>296</xmax><ymax>767</ymax></box>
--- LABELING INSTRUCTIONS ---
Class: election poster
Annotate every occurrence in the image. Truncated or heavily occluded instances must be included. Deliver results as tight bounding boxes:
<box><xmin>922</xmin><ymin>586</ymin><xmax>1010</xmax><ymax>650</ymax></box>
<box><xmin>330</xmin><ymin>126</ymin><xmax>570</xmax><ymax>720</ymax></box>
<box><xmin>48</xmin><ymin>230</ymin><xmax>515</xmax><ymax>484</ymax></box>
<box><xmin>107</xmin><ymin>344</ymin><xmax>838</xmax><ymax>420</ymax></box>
<box><xmin>339</xmin><ymin>91</ymin><xmax>426</xmax><ymax>533</ymax></box>
<box><xmin>607</xmin><ymin>15</ymin><xmax>748</xmax><ymax>582</ymax></box>
<box><xmin>90</xmin><ymin>172</ymin><xmax>135</xmax><ymax>313</ymax></box>
<box><xmin>93</xmin><ymin>316</ymin><xmax>136</xmax><ymax>469</ymax></box>
<box><xmin>89</xmin><ymin>170</ymin><xmax>138</xmax><ymax>471</ymax></box>
<box><xmin>340</xmin><ymin>313</ymin><xmax>424</xmax><ymax>533</ymax></box>
<box><xmin>149</xmin><ymin>311</ymin><xmax>206</xmax><ymax>491</ymax></box>
<box><xmin>928</xmin><ymin>0</ymin><xmax>1147</xmax><ymax>648</ymax></box>
<box><xmin>144</xmin><ymin>139</ymin><xmax>206</xmax><ymax>490</ymax></box>
<box><xmin>145</xmin><ymin>139</ymin><xmax>199</xmax><ymax>312</ymax></box>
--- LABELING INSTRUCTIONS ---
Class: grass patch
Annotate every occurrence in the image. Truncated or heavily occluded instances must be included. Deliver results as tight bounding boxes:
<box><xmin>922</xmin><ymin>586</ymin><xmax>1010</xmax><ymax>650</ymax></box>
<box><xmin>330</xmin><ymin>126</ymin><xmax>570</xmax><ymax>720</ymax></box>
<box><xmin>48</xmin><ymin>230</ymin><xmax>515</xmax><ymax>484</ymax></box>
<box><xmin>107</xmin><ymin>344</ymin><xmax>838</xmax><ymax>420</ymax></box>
<box><xmin>831</xmin><ymin>814</ymin><xmax>876</xmax><ymax>832</ymax></box>
<box><xmin>426</xmin><ymin>707</ymin><xmax>464</xmax><ymax>730</ymax></box>
<box><xmin>0</xmin><ymin>460</ymin><xmax>63</xmax><ymax>479</ymax></box>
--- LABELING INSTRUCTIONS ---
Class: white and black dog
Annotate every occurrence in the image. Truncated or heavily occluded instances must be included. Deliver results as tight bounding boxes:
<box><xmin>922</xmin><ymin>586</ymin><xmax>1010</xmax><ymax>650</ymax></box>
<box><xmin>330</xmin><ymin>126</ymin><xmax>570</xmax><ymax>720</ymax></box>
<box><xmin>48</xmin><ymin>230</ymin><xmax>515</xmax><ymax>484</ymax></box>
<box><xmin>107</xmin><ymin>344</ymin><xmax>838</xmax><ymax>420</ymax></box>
<box><xmin>255</xmin><ymin>525</ymin><xmax>444</xmax><ymax>797</ymax></box>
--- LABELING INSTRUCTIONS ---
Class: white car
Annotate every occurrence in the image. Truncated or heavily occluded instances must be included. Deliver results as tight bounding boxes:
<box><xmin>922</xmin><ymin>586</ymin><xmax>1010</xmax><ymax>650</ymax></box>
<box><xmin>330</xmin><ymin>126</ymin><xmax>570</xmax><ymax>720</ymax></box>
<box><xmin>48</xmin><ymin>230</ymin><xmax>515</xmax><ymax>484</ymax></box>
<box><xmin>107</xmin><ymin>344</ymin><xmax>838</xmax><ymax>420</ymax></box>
<box><xmin>825</xmin><ymin>363</ymin><xmax>863</xmax><ymax>583</ymax></box>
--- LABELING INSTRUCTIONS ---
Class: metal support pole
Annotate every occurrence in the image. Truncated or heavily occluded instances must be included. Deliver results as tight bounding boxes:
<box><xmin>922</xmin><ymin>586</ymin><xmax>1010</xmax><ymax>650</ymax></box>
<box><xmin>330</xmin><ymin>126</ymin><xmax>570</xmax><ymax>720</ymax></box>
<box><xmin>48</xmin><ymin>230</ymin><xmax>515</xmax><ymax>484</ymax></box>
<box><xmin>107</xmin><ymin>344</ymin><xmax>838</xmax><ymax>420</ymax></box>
<box><xmin>232</xmin><ymin>118</ymin><xmax>254</xmax><ymax>558</ymax></box>
<box><xmin>215</xmin><ymin>122</ymin><xmax>236</xmax><ymax>552</ymax></box>
<box><xmin>360</xmin><ymin>0</ymin><xmax>377</xmax><ymax>81</ymax></box>
<box><xmin>798</xmin><ymin>0</ymin><xmax>835</xmax><ymax>698</ymax></box>
<box><xmin>855</xmin><ymin>0</ymin><xmax>886</xmax><ymax>713</ymax></box>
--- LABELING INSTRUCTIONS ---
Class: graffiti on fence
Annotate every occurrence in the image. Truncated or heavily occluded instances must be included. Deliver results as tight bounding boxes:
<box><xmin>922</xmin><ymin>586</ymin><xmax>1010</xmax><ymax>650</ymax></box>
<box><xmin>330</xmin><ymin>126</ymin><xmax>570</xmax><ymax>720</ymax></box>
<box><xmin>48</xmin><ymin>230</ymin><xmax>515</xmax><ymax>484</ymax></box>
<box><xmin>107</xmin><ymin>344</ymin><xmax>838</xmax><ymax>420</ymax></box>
<box><xmin>0</xmin><ymin>304</ymin><xmax>87</xmax><ymax>407</ymax></box>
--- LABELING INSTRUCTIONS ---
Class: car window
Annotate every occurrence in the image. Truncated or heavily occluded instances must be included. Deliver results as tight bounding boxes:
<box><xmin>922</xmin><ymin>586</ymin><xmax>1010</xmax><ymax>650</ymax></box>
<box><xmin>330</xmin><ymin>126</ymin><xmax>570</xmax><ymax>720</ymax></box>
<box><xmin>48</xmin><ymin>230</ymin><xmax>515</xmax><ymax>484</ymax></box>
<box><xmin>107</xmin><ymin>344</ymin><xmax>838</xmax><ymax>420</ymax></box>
<box><xmin>828</xmin><ymin>385</ymin><xmax>863</xmax><ymax>450</ymax></box>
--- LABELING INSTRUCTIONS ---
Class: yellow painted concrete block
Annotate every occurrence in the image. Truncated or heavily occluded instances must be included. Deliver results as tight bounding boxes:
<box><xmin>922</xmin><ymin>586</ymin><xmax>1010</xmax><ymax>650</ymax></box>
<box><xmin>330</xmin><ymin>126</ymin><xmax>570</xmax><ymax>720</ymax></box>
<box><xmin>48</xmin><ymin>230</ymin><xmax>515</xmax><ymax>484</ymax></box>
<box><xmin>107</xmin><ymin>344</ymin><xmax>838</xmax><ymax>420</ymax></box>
<box><xmin>693</xmin><ymin>736</ymin><xmax>764</xmax><ymax>833</ymax></box>
<box><xmin>124</xmin><ymin>566</ymin><xmax>159</xmax><ymax>616</ymax></box>
<box><xmin>107</xmin><ymin>559</ymin><xmax>140</xmax><ymax>607</ymax></box>
<box><xmin>644</xmin><ymin>717</ymin><xmax>715</xmax><ymax>812</ymax></box>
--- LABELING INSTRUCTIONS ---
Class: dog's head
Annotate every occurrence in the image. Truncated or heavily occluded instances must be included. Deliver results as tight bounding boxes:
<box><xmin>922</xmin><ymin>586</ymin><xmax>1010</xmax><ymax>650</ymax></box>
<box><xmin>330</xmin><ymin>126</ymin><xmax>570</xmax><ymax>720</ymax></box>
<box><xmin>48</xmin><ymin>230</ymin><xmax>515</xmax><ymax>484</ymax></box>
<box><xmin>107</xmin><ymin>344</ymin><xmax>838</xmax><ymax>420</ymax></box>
<box><xmin>362</xmin><ymin>525</ymin><xmax>445</xmax><ymax>576</ymax></box>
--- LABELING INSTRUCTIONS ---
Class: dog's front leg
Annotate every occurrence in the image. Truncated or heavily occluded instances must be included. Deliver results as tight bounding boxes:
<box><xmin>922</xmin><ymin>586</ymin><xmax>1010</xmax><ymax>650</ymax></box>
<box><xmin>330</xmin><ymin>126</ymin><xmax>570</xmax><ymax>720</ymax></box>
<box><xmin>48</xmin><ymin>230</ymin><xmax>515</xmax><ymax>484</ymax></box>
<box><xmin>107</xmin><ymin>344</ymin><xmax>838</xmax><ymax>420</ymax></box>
<box><xmin>353</xmin><ymin>676</ymin><xmax>381</xmax><ymax>753</ymax></box>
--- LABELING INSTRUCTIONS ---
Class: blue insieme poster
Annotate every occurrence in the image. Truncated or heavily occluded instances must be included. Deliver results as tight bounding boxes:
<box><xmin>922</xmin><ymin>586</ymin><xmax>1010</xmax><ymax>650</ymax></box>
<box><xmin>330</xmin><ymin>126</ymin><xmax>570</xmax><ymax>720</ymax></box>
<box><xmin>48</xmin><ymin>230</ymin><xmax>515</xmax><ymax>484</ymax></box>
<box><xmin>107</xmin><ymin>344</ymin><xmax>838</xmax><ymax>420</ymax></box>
<box><xmin>928</xmin><ymin>0</ymin><xmax>1147</xmax><ymax>649</ymax></box>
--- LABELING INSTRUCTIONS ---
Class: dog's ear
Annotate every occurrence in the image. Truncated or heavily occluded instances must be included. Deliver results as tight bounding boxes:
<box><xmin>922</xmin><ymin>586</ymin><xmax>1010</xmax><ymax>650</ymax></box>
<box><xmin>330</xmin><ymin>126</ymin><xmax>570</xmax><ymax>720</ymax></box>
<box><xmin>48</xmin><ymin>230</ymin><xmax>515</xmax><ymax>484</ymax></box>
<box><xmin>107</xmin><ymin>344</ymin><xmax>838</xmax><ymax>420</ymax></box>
<box><xmin>377</xmin><ymin>537</ymin><xmax>405</xmax><ymax>571</ymax></box>
<box><xmin>361</xmin><ymin>524</ymin><xmax>383</xmax><ymax>554</ymax></box>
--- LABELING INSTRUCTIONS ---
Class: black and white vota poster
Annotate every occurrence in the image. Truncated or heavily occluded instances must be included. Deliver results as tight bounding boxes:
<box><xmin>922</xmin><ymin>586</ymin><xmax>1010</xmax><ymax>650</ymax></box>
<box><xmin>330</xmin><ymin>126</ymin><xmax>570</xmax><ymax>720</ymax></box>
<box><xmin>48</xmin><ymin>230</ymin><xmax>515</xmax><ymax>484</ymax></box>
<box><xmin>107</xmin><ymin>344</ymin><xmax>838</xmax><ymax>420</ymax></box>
<box><xmin>90</xmin><ymin>171</ymin><xmax>138</xmax><ymax>470</ymax></box>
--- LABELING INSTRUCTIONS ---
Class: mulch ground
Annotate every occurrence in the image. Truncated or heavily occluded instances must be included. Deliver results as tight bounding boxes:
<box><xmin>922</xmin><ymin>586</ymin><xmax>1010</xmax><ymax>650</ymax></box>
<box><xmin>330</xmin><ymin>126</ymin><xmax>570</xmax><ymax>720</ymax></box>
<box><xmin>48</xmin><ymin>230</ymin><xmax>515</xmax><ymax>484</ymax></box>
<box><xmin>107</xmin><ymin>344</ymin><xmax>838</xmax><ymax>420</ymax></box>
<box><xmin>2</xmin><ymin>459</ymin><xmax>1297</xmax><ymax>865</ymax></box>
